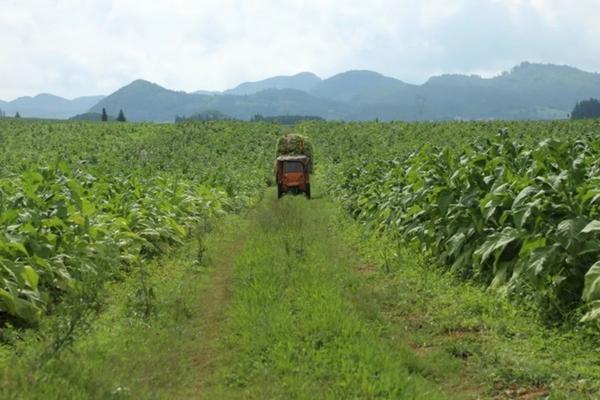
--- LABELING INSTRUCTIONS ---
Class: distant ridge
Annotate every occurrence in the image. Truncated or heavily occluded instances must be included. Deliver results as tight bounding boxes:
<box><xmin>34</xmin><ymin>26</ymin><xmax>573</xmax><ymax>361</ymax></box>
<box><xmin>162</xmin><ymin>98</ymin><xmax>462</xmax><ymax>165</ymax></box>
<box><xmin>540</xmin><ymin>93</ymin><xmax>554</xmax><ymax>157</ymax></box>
<box><xmin>223</xmin><ymin>72</ymin><xmax>322</xmax><ymax>95</ymax></box>
<box><xmin>309</xmin><ymin>70</ymin><xmax>411</xmax><ymax>103</ymax></box>
<box><xmin>4</xmin><ymin>62</ymin><xmax>600</xmax><ymax>121</ymax></box>
<box><xmin>89</xmin><ymin>80</ymin><xmax>349</xmax><ymax>122</ymax></box>
<box><xmin>0</xmin><ymin>94</ymin><xmax>105</xmax><ymax>119</ymax></box>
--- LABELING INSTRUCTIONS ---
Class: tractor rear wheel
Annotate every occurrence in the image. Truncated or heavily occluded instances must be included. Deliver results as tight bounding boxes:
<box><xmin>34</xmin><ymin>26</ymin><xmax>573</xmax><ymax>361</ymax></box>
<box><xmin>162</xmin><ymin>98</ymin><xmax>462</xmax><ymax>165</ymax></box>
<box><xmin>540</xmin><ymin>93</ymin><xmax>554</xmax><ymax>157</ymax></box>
<box><xmin>277</xmin><ymin>185</ymin><xmax>283</xmax><ymax>199</ymax></box>
<box><xmin>305</xmin><ymin>184</ymin><xmax>311</xmax><ymax>199</ymax></box>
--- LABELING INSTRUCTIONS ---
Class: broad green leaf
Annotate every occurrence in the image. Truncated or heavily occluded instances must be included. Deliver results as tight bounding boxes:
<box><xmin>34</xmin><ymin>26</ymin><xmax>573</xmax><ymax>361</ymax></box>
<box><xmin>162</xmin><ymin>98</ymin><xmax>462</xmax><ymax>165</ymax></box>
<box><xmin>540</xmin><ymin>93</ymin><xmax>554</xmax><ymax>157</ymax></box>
<box><xmin>519</xmin><ymin>236</ymin><xmax>546</xmax><ymax>257</ymax></box>
<box><xmin>512</xmin><ymin>186</ymin><xmax>537</xmax><ymax>209</ymax></box>
<box><xmin>581</xmin><ymin>300</ymin><xmax>600</xmax><ymax>323</ymax></box>
<box><xmin>0</xmin><ymin>287</ymin><xmax>16</xmax><ymax>314</ymax></box>
<box><xmin>8</xmin><ymin>242</ymin><xmax>29</xmax><ymax>257</ymax></box>
<box><xmin>555</xmin><ymin>218</ymin><xmax>590</xmax><ymax>249</ymax></box>
<box><xmin>581</xmin><ymin>220</ymin><xmax>600</xmax><ymax>234</ymax></box>
<box><xmin>447</xmin><ymin>232</ymin><xmax>466</xmax><ymax>257</ymax></box>
<box><xmin>582</xmin><ymin>261</ymin><xmax>600</xmax><ymax>303</ymax></box>
<box><xmin>81</xmin><ymin>199</ymin><xmax>96</xmax><ymax>216</ymax></box>
<box><xmin>14</xmin><ymin>297</ymin><xmax>42</xmax><ymax>323</ymax></box>
<box><xmin>21</xmin><ymin>265</ymin><xmax>39</xmax><ymax>289</ymax></box>
<box><xmin>0</xmin><ymin>209</ymin><xmax>18</xmax><ymax>224</ymax></box>
<box><xmin>474</xmin><ymin>228</ymin><xmax>522</xmax><ymax>264</ymax></box>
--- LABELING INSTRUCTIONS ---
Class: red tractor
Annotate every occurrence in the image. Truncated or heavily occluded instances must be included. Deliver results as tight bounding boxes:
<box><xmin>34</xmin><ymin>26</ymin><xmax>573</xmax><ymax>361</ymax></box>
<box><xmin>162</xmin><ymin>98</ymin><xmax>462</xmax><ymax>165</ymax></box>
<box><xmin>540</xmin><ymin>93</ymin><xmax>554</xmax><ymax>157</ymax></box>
<box><xmin>275</xmin><ymin>155</ymin><xmax>311</xmax><ymax>199</ymax></box>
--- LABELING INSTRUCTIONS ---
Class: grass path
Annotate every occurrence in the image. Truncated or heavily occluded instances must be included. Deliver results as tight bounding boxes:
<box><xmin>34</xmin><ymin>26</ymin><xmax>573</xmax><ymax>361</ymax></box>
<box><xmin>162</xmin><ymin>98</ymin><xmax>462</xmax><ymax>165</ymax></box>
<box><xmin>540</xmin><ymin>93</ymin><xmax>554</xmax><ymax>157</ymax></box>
<box><xmin>4</xmin><ymin>187</ymin><xmax>598</xmax><ymax>398</ymax></box>
<box><xmin>200</xmin><ymin>189</ymin><xmax>599</xmax><ymax>399</ymax></box>
<box><xmin>171</xmin><ymin>216</ymin><xmax>249</xmax><ymax>398</ymax></box>
<box><xmin>202</xmin><ymin>192</ymin><xmax>446</xmax><ymax>399</ymax></box>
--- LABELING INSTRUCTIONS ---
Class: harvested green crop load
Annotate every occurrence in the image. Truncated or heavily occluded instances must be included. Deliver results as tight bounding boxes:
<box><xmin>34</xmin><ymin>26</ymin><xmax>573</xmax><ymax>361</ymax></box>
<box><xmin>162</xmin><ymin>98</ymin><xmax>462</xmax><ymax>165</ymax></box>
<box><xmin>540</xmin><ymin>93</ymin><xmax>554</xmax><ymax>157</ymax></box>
<box><xmin>276</xmin><ymin>133</ymin><xmax>314</xmax><ymax>172</ymax></box>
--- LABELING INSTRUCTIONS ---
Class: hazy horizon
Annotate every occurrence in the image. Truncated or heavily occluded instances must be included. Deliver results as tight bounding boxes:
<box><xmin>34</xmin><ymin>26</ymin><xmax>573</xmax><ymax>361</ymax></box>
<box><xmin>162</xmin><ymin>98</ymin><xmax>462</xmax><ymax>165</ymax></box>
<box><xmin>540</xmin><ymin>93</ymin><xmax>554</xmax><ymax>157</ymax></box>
<box><xmin>3</xmin><ymin>61</ymin><xmax>596</xmax><ymax>102</ymax></box>
<box><xmin>2</xmin><ymin>0</ymin><xmax>600</xmax><ymax>100</ymax></box>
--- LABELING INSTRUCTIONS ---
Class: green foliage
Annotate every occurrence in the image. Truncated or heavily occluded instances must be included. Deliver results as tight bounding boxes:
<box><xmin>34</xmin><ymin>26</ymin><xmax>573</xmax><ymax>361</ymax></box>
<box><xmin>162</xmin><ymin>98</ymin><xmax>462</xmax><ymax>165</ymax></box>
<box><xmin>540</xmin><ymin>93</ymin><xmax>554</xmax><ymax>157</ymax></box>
<box><xmin>121</xmin><ymin>62</ymin><xmax>600</xmax><ymax>121</ymax></box>
<box><xmin>116</xmin><ymin>109</ymin><xmax>126</xmax><ymax>122</ymax></box>
<box><xmin>0</xmin><ymin>119</ymin><xmax>281</xmax><ymax>326</ymax></box>
<box><xmin>175</xmin><ymin>109</ymin><xmax>232</xmax><ymax>122</ymax></box>
<box><xmin>69</xmin><ymin>112</ymin><xmax>114</xmax><ymax>122</ymax></box>
<box><xmin>251</xmin><ymin>114</ymin><xmax>324</xmax><ymax>124</ymax></box>
<box><xmin>89</xmin><ymin>79</ymin><xmax>349</xmax><ymax>122</ymax></box>
<box><xmin>275</xmin><ymin>133</ymin><xmax>314</xmax><ymax>173</ymax></box>
<box><xmin>313</xmin><ymin>120</ymin><xmax>600</xmax><ymax>325</ymax></box>
<box><xmin>3</xmin><ymin>117</ymin><xmax>599</xmax><ymax>330</ymax></box>
<box><xmin>572</xmin><ymin>98</ymin><xmax>600</xmax><ymax>120</ymax></box>
<box><xmin>211</xmin><ymin>195</ymin><xmax>443</xmax><ymax>398</ymax></box>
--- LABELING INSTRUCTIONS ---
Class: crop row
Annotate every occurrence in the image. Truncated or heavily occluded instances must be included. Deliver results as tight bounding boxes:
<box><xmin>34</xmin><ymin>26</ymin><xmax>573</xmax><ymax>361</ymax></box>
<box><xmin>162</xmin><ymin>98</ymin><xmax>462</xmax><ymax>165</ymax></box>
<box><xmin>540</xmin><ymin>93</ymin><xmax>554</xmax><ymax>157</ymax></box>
<box><xmin>319</xmin><ymin>124</ymin><xmax>600</xmax><ymax>324</ymax></box>
<box><xmin>0</xmin><ymin>120</ymin><xmax>281</xmax><ymax>325</ymax></box>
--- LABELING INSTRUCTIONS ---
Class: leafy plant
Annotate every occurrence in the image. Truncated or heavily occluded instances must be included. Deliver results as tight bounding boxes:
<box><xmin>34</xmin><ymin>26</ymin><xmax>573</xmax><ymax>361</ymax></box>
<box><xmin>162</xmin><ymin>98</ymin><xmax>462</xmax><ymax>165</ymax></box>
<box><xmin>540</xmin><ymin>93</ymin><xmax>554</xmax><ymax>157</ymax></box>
<box><xmin>0</xmin><ymin>119</ymin><xmax>282</xmax><ymax>327</ymax></box>
<box><xmin>315</xmin><ymin>121</ymin><xmax>600</xmax><ymax>325</ymax></box>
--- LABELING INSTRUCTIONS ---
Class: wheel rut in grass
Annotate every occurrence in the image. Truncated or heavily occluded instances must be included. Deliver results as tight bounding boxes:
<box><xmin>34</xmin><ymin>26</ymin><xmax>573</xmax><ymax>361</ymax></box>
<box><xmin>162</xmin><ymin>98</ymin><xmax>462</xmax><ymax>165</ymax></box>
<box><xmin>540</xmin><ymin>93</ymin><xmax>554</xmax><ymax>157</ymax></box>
<box><xmin>189</xmin><ymin>235</ymin><xmax>247</xmax><ymax>394</ymax></box>
<box><xmin>171</xmin><ymin>215</ymin><xmax>252</xmax><ymax>399</ymax></box>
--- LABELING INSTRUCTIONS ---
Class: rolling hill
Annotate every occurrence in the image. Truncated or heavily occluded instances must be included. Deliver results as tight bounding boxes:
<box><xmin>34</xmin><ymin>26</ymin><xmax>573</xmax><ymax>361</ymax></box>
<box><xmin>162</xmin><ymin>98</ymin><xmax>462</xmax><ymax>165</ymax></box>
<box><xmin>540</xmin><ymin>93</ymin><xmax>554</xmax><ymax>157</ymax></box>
<box><xmin>3</xmin><ymin>62</ymin><xmax>600</xmax><ymax>121</ymax></box>
<box><xmin>89</xmin><ymin>80</ymin><xmax>349</xmax><ymax>122</ymax></box>
<box><xmin>224</xmin><ymin>72</ymin><xmax>321</xmax><ymax>95</ymax></box>
<box><xmin>0</xmin><ymin>94</ymin><xmax>105</xmax><ymax>119</ymax></box>
<box><xmin>93</xmin><ymin>63</ymin><xmax>600</xmax><ymax>121</ymax></box>
<box><xmin>309</xmin><ymin>70</ymin><xmax>412</xmax><ymax>103</ymax></box>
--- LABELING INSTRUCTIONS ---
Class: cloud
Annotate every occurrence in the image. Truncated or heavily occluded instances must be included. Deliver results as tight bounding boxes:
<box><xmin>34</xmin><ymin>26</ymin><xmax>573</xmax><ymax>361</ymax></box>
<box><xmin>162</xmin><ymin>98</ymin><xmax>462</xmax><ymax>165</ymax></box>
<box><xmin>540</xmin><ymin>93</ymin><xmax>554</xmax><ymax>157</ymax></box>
<box><xmin>0</xmin><ymin>0</ymin><xmax>599</xmax><ymax>100</ymax></box>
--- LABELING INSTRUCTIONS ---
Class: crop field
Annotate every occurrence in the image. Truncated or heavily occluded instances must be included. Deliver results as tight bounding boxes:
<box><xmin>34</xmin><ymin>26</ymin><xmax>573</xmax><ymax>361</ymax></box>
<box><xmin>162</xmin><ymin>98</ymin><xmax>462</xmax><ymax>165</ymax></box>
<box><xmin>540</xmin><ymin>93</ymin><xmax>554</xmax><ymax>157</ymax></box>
<box><xmin>1</xmin><ymin>118</ymin><xmax>600</xmax><ymax>398</ymax></box>
<box><xmin>0</xmin><ymin>120</ymin><xmax>280</xmax><ymax>325</ymax></box>
<box><xmin>308</xmin><ymin>120</ymin><xmax>600</xmax><ymax>324</ymax></box>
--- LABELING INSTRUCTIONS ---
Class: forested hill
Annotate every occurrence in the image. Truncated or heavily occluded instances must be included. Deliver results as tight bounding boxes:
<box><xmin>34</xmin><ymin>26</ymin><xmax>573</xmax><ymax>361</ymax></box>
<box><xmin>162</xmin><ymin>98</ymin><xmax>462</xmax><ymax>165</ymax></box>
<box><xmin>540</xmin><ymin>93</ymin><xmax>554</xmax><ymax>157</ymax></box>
<box><xmin>224</xmin><ymin>72</ymin><xmax>321</xmax><ymax>95</ymax></box>
<box><xmin>88</xmin><ymin>80</ymin><xmax>349</xmax><ymax>122</ymax></box>
<box><xmin>3</xmin><ymin>62</ymin><xmax>600</xmax><ymax>121</ymax></box>
<box><xmin>0</xmin><ymin>94</ymin><xmax>104</xmax><ymax>119</ymax></box>
<box><xmin>88</xmin><ymin>63</ymin><xmax>600</xmax><ymax>122</ymax></box>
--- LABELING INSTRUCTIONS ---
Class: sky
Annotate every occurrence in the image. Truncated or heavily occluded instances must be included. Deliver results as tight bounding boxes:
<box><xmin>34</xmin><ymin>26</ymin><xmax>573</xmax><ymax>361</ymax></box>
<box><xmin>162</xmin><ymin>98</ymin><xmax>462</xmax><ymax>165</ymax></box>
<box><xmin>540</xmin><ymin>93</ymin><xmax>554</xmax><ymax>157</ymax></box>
<box><xmin>1</xmin><ymin>0</ymin><xmax>600</xmax><ymax>100</ymax></box>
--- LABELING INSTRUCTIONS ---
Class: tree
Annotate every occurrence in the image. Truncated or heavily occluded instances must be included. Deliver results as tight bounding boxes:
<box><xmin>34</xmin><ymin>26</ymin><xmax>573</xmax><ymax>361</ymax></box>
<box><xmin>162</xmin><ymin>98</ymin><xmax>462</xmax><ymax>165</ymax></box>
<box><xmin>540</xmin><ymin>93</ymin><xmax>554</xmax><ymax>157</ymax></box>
<box><xmin>571</xmin><ymin>98</ymin><xmax>600</xmax><ymax>120</ymax></box>
<box><xmin>0</xmin><ymin>109</ymin><xmax>5</xmax><ymax>118</ymax></box>
<box><xmin>101</xmin><ymin>108</ymin><xmax>108</xmax><ymax>122</ymax></box>
<box><xmin>116</xmin><ymin>109</ymin><xmax>126</xmax><ymax>122</ymax></box>
<box><xmin>15</xmin><ymin>112</ymin><xmax>20</xmax><ymax>118</ymax></box>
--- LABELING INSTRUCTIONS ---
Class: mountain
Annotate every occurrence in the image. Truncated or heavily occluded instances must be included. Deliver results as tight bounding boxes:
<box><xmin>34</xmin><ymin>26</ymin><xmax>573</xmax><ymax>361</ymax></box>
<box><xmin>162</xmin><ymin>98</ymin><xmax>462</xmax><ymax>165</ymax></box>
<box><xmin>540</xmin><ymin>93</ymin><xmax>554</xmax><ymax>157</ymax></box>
<box><xmin>215</xmin><ymin>88</ymin><xmax>348</xmax><ymax>120</ymax></box>
<box><xmin>5</xmin><ymin>62</ymin><xmax>600</xmax><ymax>122</ymax></box>
<box><xmin>310</xmin><ymin>70</ymin><xmax>412</xmax><ymax>103</ymax></box>
<box><xmin>0</xmin><ymin>94</ymin><xmax>105</xmax><ymax>119</ymax></box>
<box><xmin>224</xmin><ymin>72</ymin><xmax>321</xmax><ymax>95</ymax></box>
<box><xmin>89</xmin><ymin>79</ymin><xmax>349</xmax><ymax>122</ymax></box>
<box><xmin>490</xmin><ymin>62</ymin><xmax>600</xmax><ymax>116</ymax></box>
<box><xmin>89</xmin><ymin>80</ymin><xmax>194</xmax><ymax>121</ymax></box>
<box><xmin>318</xmin><ymin>63</ymin><xmax>600</xmax><ymax>120</ymax></box>
<box><xmin>87</xmin><ymin>64</ymin><xmax>600</xmax><ymax>122</ymax></box>
<box><xmin>408</xmin><ymin>62</ymin><xmax>600</xmax><ymax>120</ymax></box>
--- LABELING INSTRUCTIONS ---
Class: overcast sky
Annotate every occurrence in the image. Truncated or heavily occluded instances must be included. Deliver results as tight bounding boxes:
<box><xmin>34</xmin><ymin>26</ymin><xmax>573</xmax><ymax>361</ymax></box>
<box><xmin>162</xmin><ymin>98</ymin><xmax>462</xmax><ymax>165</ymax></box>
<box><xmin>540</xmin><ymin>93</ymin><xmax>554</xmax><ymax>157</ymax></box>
<box><xmin>1</xmin><ymin>0</ymin><xmax>599</xmax><ymax>100</ymax></box>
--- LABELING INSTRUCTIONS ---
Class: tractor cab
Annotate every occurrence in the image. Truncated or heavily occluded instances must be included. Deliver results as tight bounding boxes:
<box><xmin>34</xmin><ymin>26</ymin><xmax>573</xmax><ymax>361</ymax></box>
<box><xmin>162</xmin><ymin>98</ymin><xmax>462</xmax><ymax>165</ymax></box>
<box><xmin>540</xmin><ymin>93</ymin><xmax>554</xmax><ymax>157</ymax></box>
<box><xmin>275</xmin><ymin>155</ymin><xmax>311</xmax><ymax>199</ymax></box>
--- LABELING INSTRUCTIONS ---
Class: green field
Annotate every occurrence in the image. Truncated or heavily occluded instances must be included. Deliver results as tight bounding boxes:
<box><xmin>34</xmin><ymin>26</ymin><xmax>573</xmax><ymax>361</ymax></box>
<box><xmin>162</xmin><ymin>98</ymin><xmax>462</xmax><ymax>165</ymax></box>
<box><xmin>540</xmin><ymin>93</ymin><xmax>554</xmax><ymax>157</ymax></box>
<box><xmin>1</xmin><ymin>119</ymin><xmax>600</xmax><ymax>398</ymax></box>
